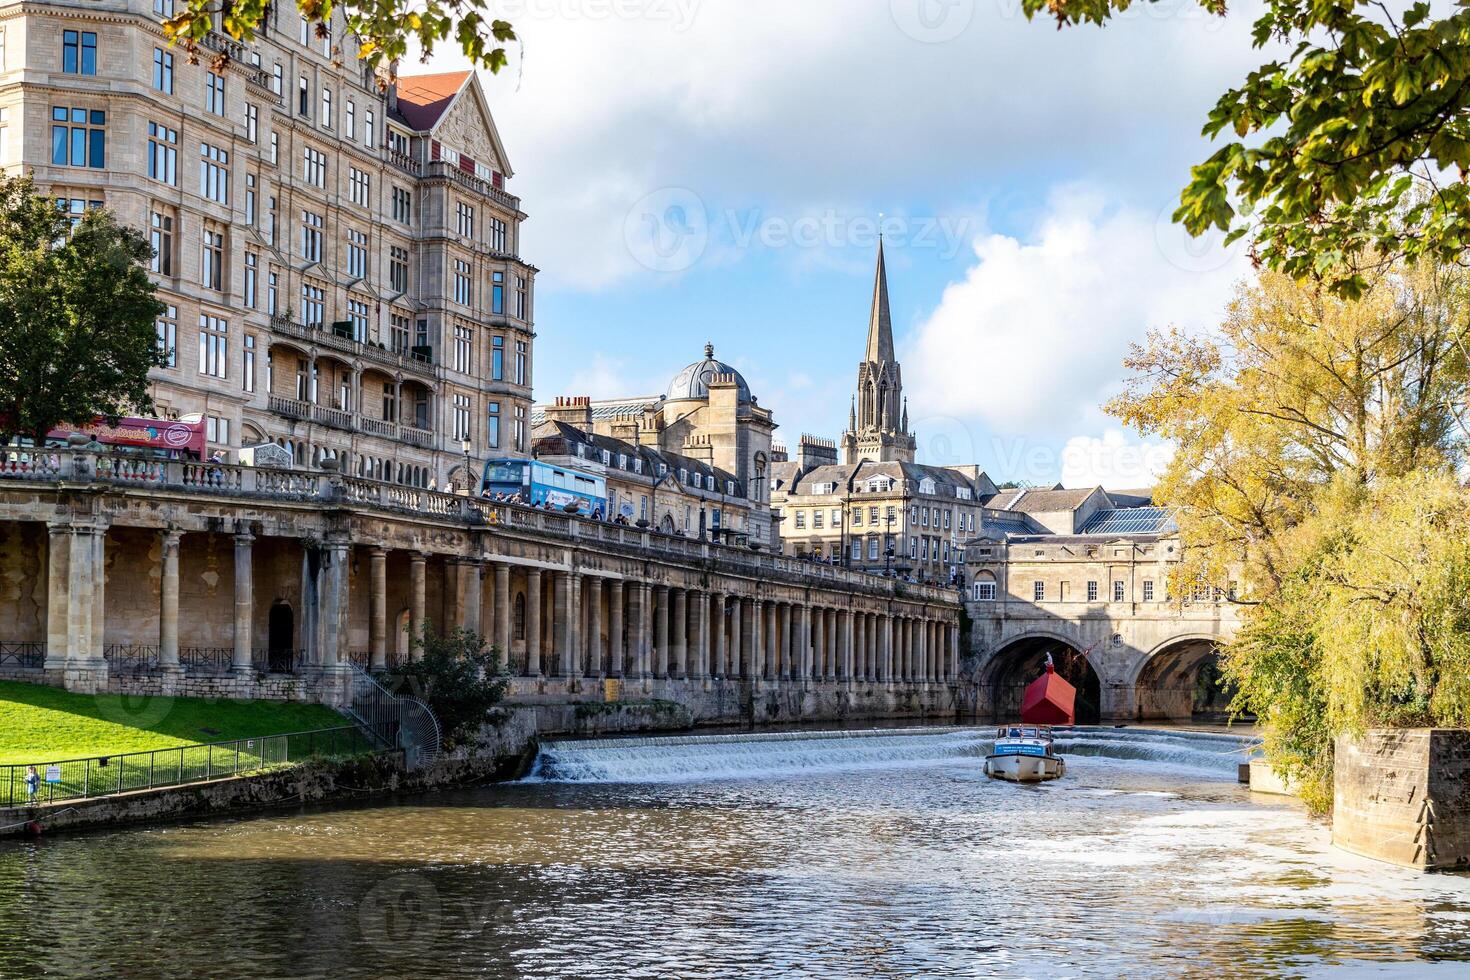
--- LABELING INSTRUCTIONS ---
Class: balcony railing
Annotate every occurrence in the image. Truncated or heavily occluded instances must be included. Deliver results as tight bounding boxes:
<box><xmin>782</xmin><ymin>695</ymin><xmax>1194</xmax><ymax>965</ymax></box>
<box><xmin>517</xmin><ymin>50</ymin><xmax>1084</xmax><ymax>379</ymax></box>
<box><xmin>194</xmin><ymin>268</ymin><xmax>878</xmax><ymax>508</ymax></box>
<box><xmin>387</xmin><ymin>149</ymin><xmax>421</xmax><ymax>177</ymax></box>
<box><xmin>313</xmin><ymin>405</ymin><xmax>354</xmax><ymax>431</ymax></box>
<box><xmin>0</xmin><ymin>450</ymin><xmax>962</xmax><ymax>605</ymax></box>
<box><xmin>400</xmin><ymin>426</ymin><xmax>433</xmax><ymax>448</ymax></box>
<box><xmin>268</xmin><ymin>394</ymin><xmax>310</xmax><ymax>421</ymax></box>
<box><xmin>270</xmin><ymin>314</ymin><xmax>436</xmax><ymax>377</ymax></box>
<box><xmin>424</xmin><ymin>161</ymin><xmax>522</xmax><ymax>212</ymax></box>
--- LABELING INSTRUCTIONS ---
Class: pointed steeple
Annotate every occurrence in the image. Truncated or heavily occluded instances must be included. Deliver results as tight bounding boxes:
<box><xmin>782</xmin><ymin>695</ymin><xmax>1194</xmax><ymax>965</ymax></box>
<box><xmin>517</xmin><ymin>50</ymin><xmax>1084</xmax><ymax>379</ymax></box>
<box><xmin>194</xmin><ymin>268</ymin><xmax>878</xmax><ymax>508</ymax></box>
<box><xmin>865</xmin><ymin>237</ymin><xmax>895</xmax><ymax>364</ymax></box>
<box><xmin>849</xmin><ymin>395</ymin><xmax>857</xmax><ymax>430</ymax></box>
<box><xmin>901</xmin><ymin>397</ymin><xmax>909</xmax><ymax>434</ymax></box>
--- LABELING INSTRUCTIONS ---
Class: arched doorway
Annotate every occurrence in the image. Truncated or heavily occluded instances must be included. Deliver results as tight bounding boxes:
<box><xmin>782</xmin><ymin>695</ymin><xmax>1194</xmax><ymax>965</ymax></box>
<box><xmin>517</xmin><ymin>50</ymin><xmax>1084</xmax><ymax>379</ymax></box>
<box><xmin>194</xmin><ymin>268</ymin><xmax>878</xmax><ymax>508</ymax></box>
<box><xmin>983</xmin><ymin>634</ymin><xmax>1102</xmax><ymax>724</ymax></box>
<box><xmin>659</xmin><ymin>513</ymin><xmax>676</xmax><ymax>534</ymax></box>
<box><xmin>1134</xmin><ymin>638</ymin><xmax>1237</xmax><ymax>722</ymax></box>
<box><xmin>267</xmin><ymin>601</ymin><xmax>294</xmax><ymax>672</ymax></box>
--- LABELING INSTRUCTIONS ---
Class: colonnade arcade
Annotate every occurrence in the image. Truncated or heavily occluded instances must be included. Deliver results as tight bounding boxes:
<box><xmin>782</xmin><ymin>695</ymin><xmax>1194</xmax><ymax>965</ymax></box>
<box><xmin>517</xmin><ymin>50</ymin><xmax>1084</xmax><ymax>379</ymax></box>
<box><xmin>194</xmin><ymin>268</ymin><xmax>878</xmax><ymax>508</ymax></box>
<box><xmin>0</xmin><ymin>461</ymin><xmax>961</xmax><ymax>705</ymax></box>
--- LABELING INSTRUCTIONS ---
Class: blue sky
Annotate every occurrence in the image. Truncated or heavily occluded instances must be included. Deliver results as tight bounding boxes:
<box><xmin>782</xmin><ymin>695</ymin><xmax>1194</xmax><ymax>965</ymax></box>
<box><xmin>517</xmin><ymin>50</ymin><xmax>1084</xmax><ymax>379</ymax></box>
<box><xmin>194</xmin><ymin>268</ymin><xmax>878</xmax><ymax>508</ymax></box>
<box><xmin>429</xmin><ymin>0</ymin><xmax>1265</xmax><ymax>486</ymax></box>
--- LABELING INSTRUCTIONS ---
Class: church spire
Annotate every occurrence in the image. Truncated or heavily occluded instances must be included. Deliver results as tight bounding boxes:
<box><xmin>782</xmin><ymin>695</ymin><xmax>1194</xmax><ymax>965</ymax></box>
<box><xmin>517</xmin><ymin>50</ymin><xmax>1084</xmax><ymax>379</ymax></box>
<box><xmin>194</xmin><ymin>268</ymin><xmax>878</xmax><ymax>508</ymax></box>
<box><xmin>865</xmin><ymin>236</ymin><xmax>895</xmax><ymax>364</ymax></box>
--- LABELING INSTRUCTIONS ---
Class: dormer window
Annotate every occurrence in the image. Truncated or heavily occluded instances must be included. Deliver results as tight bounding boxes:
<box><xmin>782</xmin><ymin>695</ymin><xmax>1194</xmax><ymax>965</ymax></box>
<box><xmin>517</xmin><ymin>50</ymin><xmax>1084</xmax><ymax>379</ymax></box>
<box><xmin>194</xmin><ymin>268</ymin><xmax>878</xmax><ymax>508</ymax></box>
<box><xmin>957</xmin><ymin>487</ymin><xmax>972</xmax><ymax>500</ymax></box>
<box><xmin>919</xmin><ymin>478</ymin><xmax>936</xmax><ymax>495</ymax></box>
<box><xmin>633</xmin><ymin>459</ymin><xmax>643</xmax><ymax>474</ymax></box>
<box><xmin>679</xmin><ymin>467</ymin><xmax>688</xmax><ymax>484</ymax></box>
<box><xmin>601</xmin><ymin>449</ymin><xmax>611</xmax><ymax>465</ymax></box>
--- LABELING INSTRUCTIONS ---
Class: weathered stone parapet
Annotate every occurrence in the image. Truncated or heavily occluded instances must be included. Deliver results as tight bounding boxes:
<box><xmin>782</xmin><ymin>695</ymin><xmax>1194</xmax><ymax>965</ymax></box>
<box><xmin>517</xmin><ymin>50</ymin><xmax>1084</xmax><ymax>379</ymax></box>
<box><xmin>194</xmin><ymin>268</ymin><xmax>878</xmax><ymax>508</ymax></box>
<box><xmin>1333</xmin><ymin>729</ymin><xmax>1470</xmax><ymax>871</ymax></box>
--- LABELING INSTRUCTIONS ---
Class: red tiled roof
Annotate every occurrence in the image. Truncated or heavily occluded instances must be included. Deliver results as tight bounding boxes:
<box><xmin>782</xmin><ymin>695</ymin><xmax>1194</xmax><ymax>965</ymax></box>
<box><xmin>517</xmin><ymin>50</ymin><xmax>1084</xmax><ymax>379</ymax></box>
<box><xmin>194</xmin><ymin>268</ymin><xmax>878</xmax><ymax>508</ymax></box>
<box><xmin>394</xmin><ymin>70</ymin><xmax>471</xmax><ymax>131</ymax></box>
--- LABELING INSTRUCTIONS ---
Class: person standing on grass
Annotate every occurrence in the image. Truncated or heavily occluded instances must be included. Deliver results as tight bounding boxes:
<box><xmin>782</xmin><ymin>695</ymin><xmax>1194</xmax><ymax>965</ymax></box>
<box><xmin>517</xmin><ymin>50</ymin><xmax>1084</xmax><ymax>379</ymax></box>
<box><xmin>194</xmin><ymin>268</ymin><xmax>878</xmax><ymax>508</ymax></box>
<box><xmin>24</xmin><ymin>765</ymin><xmax>40</xmax><ymax>801</ymax></box>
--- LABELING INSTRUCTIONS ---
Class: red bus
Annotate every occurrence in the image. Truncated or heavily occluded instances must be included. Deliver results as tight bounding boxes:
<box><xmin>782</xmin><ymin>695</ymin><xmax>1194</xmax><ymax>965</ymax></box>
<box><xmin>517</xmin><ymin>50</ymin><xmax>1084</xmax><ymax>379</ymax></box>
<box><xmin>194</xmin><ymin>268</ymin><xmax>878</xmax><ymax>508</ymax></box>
<box><xmin>43</xmin><ymin>415</ymin><xmax>206</xmax><ymax>460</ymax></box>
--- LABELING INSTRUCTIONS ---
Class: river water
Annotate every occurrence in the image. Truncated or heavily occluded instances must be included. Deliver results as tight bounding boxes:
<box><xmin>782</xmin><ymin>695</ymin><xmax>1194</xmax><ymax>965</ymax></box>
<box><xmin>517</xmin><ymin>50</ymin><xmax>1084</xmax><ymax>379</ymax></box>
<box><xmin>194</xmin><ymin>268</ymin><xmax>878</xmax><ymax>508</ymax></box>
<box><xmin>2</xmin><ymin>726</ymin><xmax>1469</xmax><ymax>979</ymax></box>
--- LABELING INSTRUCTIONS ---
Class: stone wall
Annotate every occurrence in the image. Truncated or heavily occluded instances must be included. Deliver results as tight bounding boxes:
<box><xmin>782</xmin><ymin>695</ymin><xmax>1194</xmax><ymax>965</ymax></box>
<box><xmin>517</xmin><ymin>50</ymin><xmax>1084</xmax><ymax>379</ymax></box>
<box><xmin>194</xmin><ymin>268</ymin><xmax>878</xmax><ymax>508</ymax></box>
<box><xmin>1333</xmin><ymin>729</ymin><xmax>1470</xmax><ymax>871</ymax></box>
<box><xmin>0</xmin><ymin>706</ymin><xmax>542</xmax><ymax>839</ymax></box>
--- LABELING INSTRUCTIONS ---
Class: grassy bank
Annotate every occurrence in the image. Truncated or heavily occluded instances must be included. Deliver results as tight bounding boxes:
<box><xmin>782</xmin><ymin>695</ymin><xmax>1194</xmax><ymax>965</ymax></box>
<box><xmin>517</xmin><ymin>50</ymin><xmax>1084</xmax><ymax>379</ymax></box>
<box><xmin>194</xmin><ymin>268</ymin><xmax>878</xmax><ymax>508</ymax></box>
<box><xmin>0</xmin><ymin>681</ymin><xmax>347</xmax><ymax>765</ymax></box>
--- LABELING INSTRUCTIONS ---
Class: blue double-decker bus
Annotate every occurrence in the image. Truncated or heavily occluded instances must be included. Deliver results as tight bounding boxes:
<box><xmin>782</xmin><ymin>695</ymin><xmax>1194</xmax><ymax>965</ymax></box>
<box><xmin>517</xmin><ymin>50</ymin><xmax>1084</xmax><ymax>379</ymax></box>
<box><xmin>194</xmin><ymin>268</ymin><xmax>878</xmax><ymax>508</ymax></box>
<box><xmin>481</xmin><ymin>458</ymin><xmax>608</xmax><ymax>515</ymax></box>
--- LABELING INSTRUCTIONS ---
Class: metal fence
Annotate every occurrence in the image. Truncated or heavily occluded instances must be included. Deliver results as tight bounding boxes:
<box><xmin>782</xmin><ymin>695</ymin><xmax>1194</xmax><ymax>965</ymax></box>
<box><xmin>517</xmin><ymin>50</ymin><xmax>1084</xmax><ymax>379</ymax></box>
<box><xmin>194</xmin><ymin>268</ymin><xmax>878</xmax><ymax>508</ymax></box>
<box><xmin>0</xmin><ymin>641</ymin><xmax>43</xmax><ymax>669</ymax></box>
<box><xmin>2</xmin><ymin>725</ymin><xmax>378</xmax><ymax>808</ymax></box>
<box><xmin>345</xmin><ymin>663</ymin><xmax>441</xmax><ymax>771</ymax></box>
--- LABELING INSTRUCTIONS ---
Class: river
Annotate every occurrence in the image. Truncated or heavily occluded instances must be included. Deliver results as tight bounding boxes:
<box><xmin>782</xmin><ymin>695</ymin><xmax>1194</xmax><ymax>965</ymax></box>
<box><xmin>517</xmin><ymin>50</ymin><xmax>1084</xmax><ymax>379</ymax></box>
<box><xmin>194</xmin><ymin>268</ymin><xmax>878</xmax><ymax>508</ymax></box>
<box><xmin>2</xmin><ymin>726</ymin><xmax>1468</xmax><ymax>979</ymax></box>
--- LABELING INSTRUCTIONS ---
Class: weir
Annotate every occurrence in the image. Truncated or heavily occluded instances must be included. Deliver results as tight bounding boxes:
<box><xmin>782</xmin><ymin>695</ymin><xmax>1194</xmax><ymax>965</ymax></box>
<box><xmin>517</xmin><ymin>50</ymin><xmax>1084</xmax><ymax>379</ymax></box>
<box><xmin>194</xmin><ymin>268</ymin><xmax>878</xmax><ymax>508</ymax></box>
<box><xmin>529</xmin><ymin>726</ymin><xmax>1259</xmax><ymax>783</ymax></box>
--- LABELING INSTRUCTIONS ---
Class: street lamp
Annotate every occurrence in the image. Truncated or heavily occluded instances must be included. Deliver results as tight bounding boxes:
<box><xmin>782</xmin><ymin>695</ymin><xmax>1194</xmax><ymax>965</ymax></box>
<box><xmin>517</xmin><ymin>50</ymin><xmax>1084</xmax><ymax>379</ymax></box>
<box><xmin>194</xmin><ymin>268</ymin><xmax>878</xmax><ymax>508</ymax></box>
<box><xmin>460</xmin><ymin>439</ymin><xmax>472</xmax><ymax>495</ymax></box>
<box><xmin>883</xmin><ymin>508</ymin><xmax>896</xmax><ymax>578</ymax></box>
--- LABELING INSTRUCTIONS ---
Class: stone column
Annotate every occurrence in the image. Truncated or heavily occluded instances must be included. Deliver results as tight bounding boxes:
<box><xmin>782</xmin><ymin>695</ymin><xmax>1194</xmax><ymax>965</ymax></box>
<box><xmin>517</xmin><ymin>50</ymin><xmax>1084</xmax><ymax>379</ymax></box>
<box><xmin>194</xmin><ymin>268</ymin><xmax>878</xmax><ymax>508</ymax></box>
<box><xmin>608</xmin><ymin>579</ymin><xmax>625</xmax><ymax>677</ymax></box>
<box><xmin>587</xmin><ymin>576</ymin><xmax>604</xmax><ymax>678</ymax></box>
<box><xmin>158</xmin><ymin>530</ymin><xmax>181</xmax><ymax>671</ymax></box>
<box><xmin>67</xmin><ymin>524</ymin><xmax>95</xmax><ymax>665</ymax></box>
<box><xmin>91</xmin><ymin>527</ymin><xmax>107</xmax><ymax>662</ymax></box>
<box><xmin>494</xmin><ymin>561</ymin><xmax>511</xmax><ymax>669</ymax></box>
<box><xmin>828</xmin><ymin>609</ymin><xmax>840</xmax><ymax>682</ymax></box>
<box><xmin>773</xmin><ymin>603</ymin><xmax>787</xmax><ymax>680</ymax></box>
<box><xmin>764</xmin><ymin>602</ymin><xmax>779</xmax><ymax>683</ymax></box>
<box><xmin>653</xmin><ymin>585</ymin><xmax>670</xmax><ymax>678</ymax></box>
<box><xmin>368</xmin><ymin>547</ymin><xmax>387</xmax><ymax>669</ymax></box>
<box><xmin>525</xmin><ymin>568</ymin><xmax>543</xmax><ymax>676</ymax></box>
<box><xmin>553</xmin><ymin>570</ymin><xmax>572</xmax><ymax>676</ymax></box>
<box><xmin>322</xmin><ymin>538</ymin><xmax>350</xmax><ymax>667</ymax></box>
<box><xmin>874</xmin><ymin>614</ymin><xmax>887</xmax><ymax>683</ymax></box>
<box><xmin>569</xmin><ymin>574</ymin><xmax>584</xmax><ymax>678</ymax></box>
<box><xmin>409</xmin><ymin>553</ymin><xmax>427</xmax><ymax>658</ymax></box>
<box><xmin>811</xmin><ymin>606</ymin><xmax>822</xmax><ymax>682</ymax></box>
<box><xmin>233</xmin><ymin>532</ymin><xmax>255</xmax><ymax>673</ymax></box>
<box><xmin>672</xmin><ymin>587</ymin><xmax>688</xmax><ymax>679</ymax></box>
<box><xmin>798</xmin><ymin>604</ymin><xmax>812</xmax><ymax>683</ymax></box>
<box><xmin>840</xmin><ymin>609</ymin><xmax>853</xmax><ymax>683</ymax></box>
<box><xmin>728</xmin><ymin>595</ymin><xmax>742</xmax><ymax>679</ymax></box>
<box><xmin>738</xmin><ymin>597</ymin><xmax>754</xmax><ymax>680</ymax></box>
<box><xmin>710</xmin><ymin>593</ymin><xmax>726</xmax><ymax>678</ymax></box>
<box><xmin>688</xmin><ymin>589</ymin><xmax>706</xmax><ymax>680</ymax></box>
<box><xmin>44</xmin><ymin>523</ymin><xmax>70</xmax><ymax>671</ymax></box>
<box><xmin>462</xmin><ymin>561</ymin><xmax>484</xmax><ymax>635</ymax></box>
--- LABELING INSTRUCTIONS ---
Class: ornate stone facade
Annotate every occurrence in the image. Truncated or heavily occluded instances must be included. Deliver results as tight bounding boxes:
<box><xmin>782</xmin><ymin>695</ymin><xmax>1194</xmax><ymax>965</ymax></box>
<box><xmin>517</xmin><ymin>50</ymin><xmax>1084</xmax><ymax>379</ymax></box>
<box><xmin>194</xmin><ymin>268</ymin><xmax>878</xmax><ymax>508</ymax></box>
<box><xmin>0</xmin><ymin>1</ymin><xmax>535</xmax><ymax>487</ymax></box>
<box><xmin>0</xmin><ymin>450</ymin><xmax>964</xmax><ymax>723</ymax></box>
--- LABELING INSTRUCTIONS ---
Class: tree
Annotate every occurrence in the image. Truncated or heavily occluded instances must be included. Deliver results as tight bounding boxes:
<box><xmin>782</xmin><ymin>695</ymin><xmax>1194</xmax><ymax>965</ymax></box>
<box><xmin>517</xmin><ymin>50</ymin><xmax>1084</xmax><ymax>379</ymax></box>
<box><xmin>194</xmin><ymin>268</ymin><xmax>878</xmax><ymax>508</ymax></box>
<box><xmin>1109</xmin><ymin>261</ymin><xmax>1470</xmax><ymax>812</ymax></box>
<box><xmin>165</xmin><ymin>1</ymin><xmax>515</xmax><ymax>78</ymax></box>
<box><xmin>385</xmin><ymin>622</ymin><xmax>510</xmax><ymax>746</ymax></box>
<box><xmin>0</xmin><ymin>175</ymin><xmax>166</xmax><ymax>445</ymax></box>
<box><xmin>1022</xmin><ymin>0</ymin><xmax>1470</xmax><ymax>297</ymax></box>
<box><xmin>1107</xmin><ymin>261</ymin><xmax>1470</xmax><ymax>597</ymax></box>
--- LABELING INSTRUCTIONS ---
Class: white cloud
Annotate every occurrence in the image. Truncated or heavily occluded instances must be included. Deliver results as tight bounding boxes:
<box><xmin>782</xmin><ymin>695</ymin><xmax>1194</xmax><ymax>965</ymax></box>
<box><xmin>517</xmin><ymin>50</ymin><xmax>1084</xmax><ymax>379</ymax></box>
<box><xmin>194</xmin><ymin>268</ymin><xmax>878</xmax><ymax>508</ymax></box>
<box><xmin>563</xmin><ymin>353</ymin><xmax>666</xmax><ymax>398</ymax></box>
<box><xmin>1060</xmin><ymin>430</ymin><xmax>1175</xmax><ymax>489</ymax></box>
<box><xmin>905</xmin><ymin>185</ymin><xmax>1248</xmax><ymax>443</ymax></box>
<box><xmin>429</xmin><ymin>0</ymin><xmax>1269</xmax><ymax>290</ymax></box>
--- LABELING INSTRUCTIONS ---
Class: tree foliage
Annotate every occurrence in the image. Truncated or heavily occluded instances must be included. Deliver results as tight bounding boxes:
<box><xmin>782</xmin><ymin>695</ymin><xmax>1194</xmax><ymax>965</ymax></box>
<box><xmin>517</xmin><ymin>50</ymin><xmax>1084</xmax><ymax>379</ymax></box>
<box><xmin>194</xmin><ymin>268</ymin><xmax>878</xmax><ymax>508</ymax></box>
<box><xmin>1110</xmin><ymin>262</ymin><xmax>1470</xmax><ymax>812</ymax></box>
<box><xmin>1022</xmin><ymin>0</ymin><xmax>1470</xmax><ymax>297</ymax></box>
<box><xmin>386</xmin><ymin>622</ymin><xmax>510</xmax><ymax>746</ymax></box>
<box><xmin>166</xmin><ymin>1</ymin><xmax>515</xmax><ymax>78</ymax></box>
<box><xmin>1108</xmin><ymin>262</ymin><xmax>1470</xmax><ymax>598</ymax></box>
<box><xmin>0</xmin><ymin>174</ymin><xmax>166</xmax><ymax>443</ymax></box>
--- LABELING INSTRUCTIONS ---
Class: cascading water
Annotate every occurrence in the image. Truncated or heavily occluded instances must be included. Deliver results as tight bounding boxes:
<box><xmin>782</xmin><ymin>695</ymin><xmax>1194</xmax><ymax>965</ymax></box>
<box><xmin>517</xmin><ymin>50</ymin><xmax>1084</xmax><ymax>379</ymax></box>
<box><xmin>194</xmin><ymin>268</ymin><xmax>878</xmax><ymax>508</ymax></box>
<box><xmin>527</xmin><ymin>725</ymin><xmax>1259</xmax><ymax>784</ymax></box>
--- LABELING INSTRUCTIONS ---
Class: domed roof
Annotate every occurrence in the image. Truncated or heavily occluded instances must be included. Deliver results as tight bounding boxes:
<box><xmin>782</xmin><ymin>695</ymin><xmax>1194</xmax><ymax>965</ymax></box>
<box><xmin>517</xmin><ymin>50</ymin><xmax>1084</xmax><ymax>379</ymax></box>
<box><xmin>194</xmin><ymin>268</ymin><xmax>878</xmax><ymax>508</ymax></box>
<box><xmin>665</xmin><ymin>342</ymin><xmax>752</xmax><ymax>403</ymax></box>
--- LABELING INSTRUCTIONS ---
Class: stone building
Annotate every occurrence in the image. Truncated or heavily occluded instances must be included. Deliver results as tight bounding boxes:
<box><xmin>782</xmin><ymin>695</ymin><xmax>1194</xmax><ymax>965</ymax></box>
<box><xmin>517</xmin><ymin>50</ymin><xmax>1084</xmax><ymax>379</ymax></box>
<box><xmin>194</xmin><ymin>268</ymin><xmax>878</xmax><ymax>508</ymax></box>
<box><xmin>531</xmin><ymin>406</ymin><xmax>755</xmax><ymax>542</ymax></box>
<box><xmin>0</xmin><ymin>0</ymin><xmax>535</xmax><ymax>487</ymax></box>
<box><xmin>962</xmin><ymin>488</ymin><xmax>1241</xmax><ymax>722</ymax></box>
<box><xmin>532</xmin><ymin>343</ymin><xmax>778</xmax><ymax>544</ymax></box>
<box><xmin>0</xmin><ymin>449</ymin><xmax>965</xmax><ymax>728</ymax></box>
<box><xmin>769</xmin><ymin>244</ymin><xmax>996</xmax><ymax>583</ymax></box>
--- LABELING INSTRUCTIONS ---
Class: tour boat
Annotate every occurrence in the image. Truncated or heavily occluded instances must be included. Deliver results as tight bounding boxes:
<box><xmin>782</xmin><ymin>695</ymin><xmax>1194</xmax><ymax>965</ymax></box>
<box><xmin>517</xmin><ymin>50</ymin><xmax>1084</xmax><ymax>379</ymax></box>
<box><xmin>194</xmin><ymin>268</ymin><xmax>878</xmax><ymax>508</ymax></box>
<box><xmin>984</xmin><ymin>724</ymin><xmax>1066</xmax><ymax>783</ymax></box>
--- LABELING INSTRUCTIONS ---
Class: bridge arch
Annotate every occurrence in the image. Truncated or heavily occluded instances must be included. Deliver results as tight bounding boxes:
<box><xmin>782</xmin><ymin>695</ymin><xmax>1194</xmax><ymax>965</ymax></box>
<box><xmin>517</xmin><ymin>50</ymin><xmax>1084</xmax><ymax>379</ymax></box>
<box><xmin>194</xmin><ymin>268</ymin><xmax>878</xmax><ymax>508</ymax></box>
<box><xmin>981</xmin><ymin>630</ymin><xmax>1102</xmax><ymax>725</ymax></box>
<box><xmin>1130</xmin><ymin>633</ymin><xmax>1235</xmax><ymax>722</ymax></box>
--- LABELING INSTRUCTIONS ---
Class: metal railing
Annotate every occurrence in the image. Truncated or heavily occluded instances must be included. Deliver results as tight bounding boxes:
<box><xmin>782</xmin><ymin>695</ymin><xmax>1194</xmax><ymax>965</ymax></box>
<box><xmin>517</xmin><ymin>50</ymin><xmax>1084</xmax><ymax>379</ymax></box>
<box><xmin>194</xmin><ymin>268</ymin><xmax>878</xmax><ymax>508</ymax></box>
<box><xmin>0</xmin><ymin>641</ymin><xmax>44</xmax><ymax>669</ymax></box>
<box><xmin>346</xmin><ymin>663</ymin><xmax>441</xmax><ymax>771</ymax></box>
<box><xmin>2</xmin><ymin>726</ymin><xmax>379</xmax><ymax>808</ymax></box>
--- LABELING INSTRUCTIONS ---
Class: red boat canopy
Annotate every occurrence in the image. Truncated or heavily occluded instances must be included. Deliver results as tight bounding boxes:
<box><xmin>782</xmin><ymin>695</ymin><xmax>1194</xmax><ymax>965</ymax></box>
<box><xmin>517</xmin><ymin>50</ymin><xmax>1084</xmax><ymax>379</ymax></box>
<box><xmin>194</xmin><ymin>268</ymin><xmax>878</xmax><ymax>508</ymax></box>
<box><xmin>1021</xmin><ymin>663</ymin><xmax>1077</xmax><ymax>725</ymax></box>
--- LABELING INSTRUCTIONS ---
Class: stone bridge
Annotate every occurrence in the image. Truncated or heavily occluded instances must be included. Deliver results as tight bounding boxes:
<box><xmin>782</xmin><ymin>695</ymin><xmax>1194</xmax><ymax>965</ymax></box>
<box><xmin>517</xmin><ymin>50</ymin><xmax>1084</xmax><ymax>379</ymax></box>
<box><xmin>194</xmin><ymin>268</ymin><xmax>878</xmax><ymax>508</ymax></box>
<box><xmin>0</xmin><ymin>450</ymin><xmax>963</xmax><ymax>726</ymax></box>
<box><xmin>965</xmin><ymin>595</ymin><xmax>1242</xmax><ymax>723</ymax></box>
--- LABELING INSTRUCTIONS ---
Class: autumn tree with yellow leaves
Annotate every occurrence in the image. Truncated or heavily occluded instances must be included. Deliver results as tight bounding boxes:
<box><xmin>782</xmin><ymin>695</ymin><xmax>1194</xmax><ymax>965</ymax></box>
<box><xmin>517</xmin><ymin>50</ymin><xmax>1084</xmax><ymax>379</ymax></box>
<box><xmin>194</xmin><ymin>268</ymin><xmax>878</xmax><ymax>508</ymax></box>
<box><xmin>1111</xmin><ymin>264</ymin><xmax>1470</xmax><ymax>811</ymax></box>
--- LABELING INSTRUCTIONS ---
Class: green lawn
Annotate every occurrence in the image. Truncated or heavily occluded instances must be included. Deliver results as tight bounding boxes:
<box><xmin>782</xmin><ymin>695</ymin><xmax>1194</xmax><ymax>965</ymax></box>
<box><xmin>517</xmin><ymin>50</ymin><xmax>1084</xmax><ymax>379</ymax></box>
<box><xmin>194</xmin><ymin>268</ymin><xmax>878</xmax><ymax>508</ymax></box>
<box><xmin>0</xmin><ymin>680</ymin><xmax>349</xmax><ymax>766</ymax></box>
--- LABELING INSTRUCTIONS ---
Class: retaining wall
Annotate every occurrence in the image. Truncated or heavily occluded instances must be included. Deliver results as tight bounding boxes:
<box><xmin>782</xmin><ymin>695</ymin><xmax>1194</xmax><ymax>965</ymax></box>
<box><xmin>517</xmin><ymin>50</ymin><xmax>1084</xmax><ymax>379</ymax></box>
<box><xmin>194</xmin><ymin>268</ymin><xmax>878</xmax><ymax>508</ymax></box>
<box><xmin>1333</xmin><ymin>728</ymin><xmax>1470</xmax><ymax>871</ymax></box>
